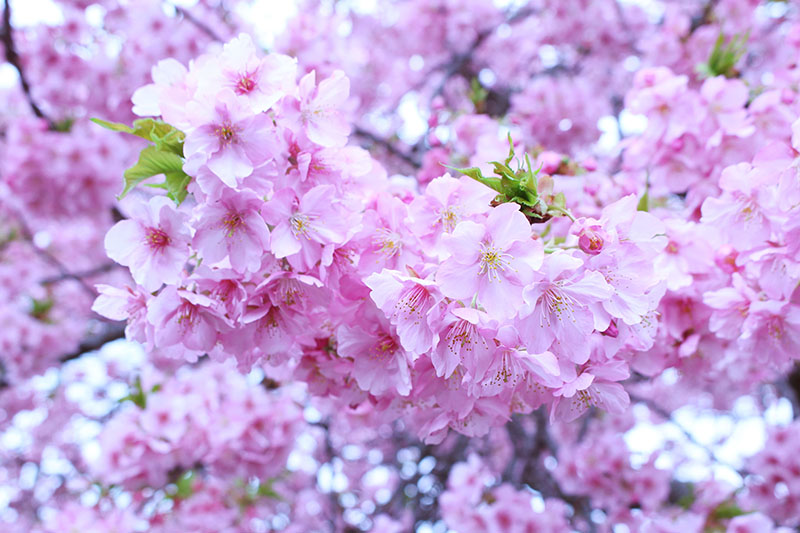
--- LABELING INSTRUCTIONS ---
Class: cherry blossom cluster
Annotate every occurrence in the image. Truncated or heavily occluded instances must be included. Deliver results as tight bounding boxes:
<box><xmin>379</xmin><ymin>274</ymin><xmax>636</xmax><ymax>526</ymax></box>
<box><xmin>0</xmin><ymin>0</ymin><xmax>224</xmax><ymax>386</ymax></box>
<box><xmin>5</xmin><ymin>0</ymin><xmax>800</xmax><ymax>531</ymax></box>
<box><xmin>93</xmin><ymin>33</ymin><xmax>673</xmax><ymax>445</ymax></box>
<box><xmin>741</xmin><ymin>421</ymin><xmax>800</xmax><ymax>526</ymax></box>
<box><xmin>624</xmin><ymin>117</ymin><xmax>800</xmax><ymax>407</ymax></box>
<box><xmin>555</xmin><ymin>429</ymin><xmax>670</xmax><ymax>522</ymax></box>
<box><xmin>621</xmin><ymin>68</ymin><xmax>796</xmax><ymax>211</ymax></box>
<box><xmin>439</xmin><ymin>454</ymin><xmax>571</xmax><ymax>532</ymax></box>
<box><xmin>92</xmin><ymin>362</ymin><xmax>303</xmax><ymax>490</ymax></box>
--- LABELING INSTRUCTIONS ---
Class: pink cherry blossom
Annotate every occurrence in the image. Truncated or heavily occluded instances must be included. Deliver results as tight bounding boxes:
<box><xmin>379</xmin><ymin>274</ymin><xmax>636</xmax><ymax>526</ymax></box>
<box><xmin>436</xmin><ymin>203</ymin><xmax>543</xmax><ymax>318</ymax></box>
<box><xmin>183</xmin><ymin>89</ymin><xmax>276</xmax><ymax>186</ymax></box>
<box><xmin>192</xmin><ymin>188</ymin><xmax>270</xmax><ymax>273</ymax></box>
<box><xmin>104</xmin><ymin>196</ymin><xmax>191</xmax><ymax>291</ymax></box>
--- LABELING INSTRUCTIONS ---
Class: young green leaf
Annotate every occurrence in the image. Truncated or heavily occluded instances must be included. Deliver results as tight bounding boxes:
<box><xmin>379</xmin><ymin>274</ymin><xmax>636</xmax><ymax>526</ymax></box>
<box><xmin>90</xmin><ymin>118</ymin><xmax>135</xmax><ymax>134</ymax></box>
<box><xmin>121</xmin><ymin>146</ymin><xmax>185</xmax><ymax>200</ymax></box>
<box><xmin>92</xmin><ymin>118</ymin><xmax>185</xmax><ymax>155</ymax></box>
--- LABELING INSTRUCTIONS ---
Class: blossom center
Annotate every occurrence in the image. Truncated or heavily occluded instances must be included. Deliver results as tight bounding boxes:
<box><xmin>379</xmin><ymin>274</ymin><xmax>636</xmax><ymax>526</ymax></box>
<box><xmin>176</xmin><ymin>302</ymin><xmax>198</xmax><ymax>329</ymax></box>
<box><xmin>479</xmin><ymin>243</ymin><xmax>511</xmax><ymax>281</ymax></box>
<box><xmin>290</xmin><ymin>213</ymin><xmax>314</xmax><ymax>238</ymax></box>
<box><xmin>543</xmin><ymin>284</ymin><xmax>577</xmax><ymax>324</ymax></box>
<box><xmin>374</xmin><ymin>227</ymin><xmax>402</xmax><ymax>257</ymax></box>
<box><xmin>370</xmin><ymin>333</ymin><xmax>398</xmax><ymax>361</ymax></box>
<box><xmin>215</xmin><ymin>122</ymin><xmax>238</xmax><ymax>145</ymax></box>
<box><xmin>439</xmin><ymin>206</ymin><xmax>460</xmax><ymax>232</ymax></box>
<box><xmin>222</xmin><ymin>211</ymin><xmax>245</xmax><ymax>237</ymax></box>
<box><xmin>145</xmin><ymin>227</ymin><xmax>171</xmax><ymax>251</ymax></box>
<box><xmin>235</xmin><ymin>73</ymin><xmax>256</xmax><ymax>94</ymax></box>
<box><xmin>394</xmin><ymin>284</ymin><xmax>430</xmax><ymax>320</ymax></box>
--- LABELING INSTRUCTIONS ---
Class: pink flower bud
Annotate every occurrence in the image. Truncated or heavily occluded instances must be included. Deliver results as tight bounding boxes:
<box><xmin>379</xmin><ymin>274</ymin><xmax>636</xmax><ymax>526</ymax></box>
<box><xmin>578</xmin><ymin>225</ymin><xmax>606</xmax><ymax>255</ymax></box>
<box><xmin>601</xmin><ymin>320</ymin><xmax>619</xmax><ymax>338</ymax></box>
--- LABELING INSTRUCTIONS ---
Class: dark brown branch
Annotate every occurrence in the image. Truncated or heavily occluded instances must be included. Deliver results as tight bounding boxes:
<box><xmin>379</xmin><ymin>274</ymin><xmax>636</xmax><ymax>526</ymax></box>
<box><xmin>429</xmin><ymin>5</ymin><xmax>536</xmax><ymax>103</ymax></box>
<box><xmin>0</xmin><ymin>322</ymin><xmax>126</xmax><ymax>390</ymax></box>
<box><xmin>13</xmin><ymin>216</ymin><xmax>98</xmax><ymax>298</ymax></box>
<box><xmin>38</xmin><ymin>262</ymin><xmax>116</xmax><ymax>286</ymax></box>
<box><xmin>629</xmin><ymin>393</ymin><xmax>747</xmax><ymax>476</ymax></box>
<box><xmin>779</xmin><ymin>363</ymin><xmax>800</xmax><ymax>419</ymax></box>
<box><xmin>59</xmin><ymin>322</ymin><xmax>126</xmax><ymax>363</ymax></box>
<box><xmin>689</xmin><ymin>0</ymin><xmax>721</xmax><ymax>34</ymax></box>
<box><xmin>172</xmin><ymin>4</ymin><xmax>224</xmax><ymax>43</ymax></box>
<box><xmin>1</xmin><ymin>0</ymin><xmax>53</xmax><ymax>127</ymax></box>
<box><xmin>353</xmin><ymin>127</ymin><xmax>421</xmax><ymax>169</ymax></box>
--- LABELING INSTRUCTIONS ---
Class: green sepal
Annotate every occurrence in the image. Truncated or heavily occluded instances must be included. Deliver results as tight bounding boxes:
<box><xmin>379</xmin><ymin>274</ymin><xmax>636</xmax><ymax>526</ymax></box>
<box><xmin>696</xmin><ymin>31</ymin><xmax>748</xmax><ymax>79</ymax></box>
<box><xmin>174</xmin><ymin>470</ymin><xmax>196</xmax><ymax>500</ymax></box>
<box><xmin>31</xmin><ymin>297</ymin><xmax>54</xmax><ymax>321</ymax></box>
<box><xmin>711</xmin><ymin>502</ymin><xmax>749</xmax><ymax>520</ymax></box>
<box><xmin>443</xmin><ymin>164</ymin><xmax>504</xmax><ymax>194</ymax></box>
<box><xmin>120</xmin><ymin>375</ymin><xmax>147</xmax><ymax>409</ymax></box>
<box><xmin>637</xmin><ymin>189</ymin><xmax>650</xmax><ymax>212</ymax></box>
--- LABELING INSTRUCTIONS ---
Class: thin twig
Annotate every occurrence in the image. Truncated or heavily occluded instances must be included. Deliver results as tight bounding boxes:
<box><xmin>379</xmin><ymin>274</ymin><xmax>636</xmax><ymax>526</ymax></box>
<box><xmin>353</xmin><ymin>127</ymin><xmax>421</xmax><ymax>169</ymax></box>
<box><xmin>1</xmin><ymin>0</ymin><xmax>53</xmax><ymax>127</ymax></box>
<box><xmin>14</xmin><ymin>215</ymin><xmax>98</xmax><ymax>298</ymax></box>
<box><xmin>630</xmin><ymin>393</ymin><xmax>748</xmax><ymax>476</ymax></box>
<box><xmin>38</xmin><ymin>262</ymin><xmax>116</xmax><ymax>286</ymax></box>
<box><xmin>429</xmin><ymin>5</ymin><xmax>536</xmax><ymax>103</ymax></box>
<box><xmin>59</xmin><ymin>322</ymin><xmax>126</xmax><ymax>363</ymax></box>
<box><xmin>171</xmin><ymin>4</ymin><xmax>224</xmax><ymax>43</ymax></box>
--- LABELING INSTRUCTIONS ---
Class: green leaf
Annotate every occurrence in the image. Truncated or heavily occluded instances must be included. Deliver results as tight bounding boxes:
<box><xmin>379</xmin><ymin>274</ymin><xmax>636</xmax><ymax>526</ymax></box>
<box><xmin>91</xmin><ymin>118</ymin><xmax>135</xmax><ymax>134</ymax></box>
<box><xmin>174</xmin><ymin>470</ymin><xmax>196</xmax><ymax>500</ymax></box>
<box><xmin>468</xmin><ymin>77</ymin><xmax>489</xmax><ymax>108</ymax></box>
<box><xmin>121</xmin><ymin>146</ymin><xmax>186</xmax><ymax>200</ymax></box>
<box><xmin>504</xmin><ymin>132</ymin><xmax>515</xmax><ymax>166</ymax></box>
<box><xmin>676</xmin><ymin>483</ymin><xmax>696</xmax><ymax>510</ymax></box>
<box><xmin>133</xmin><ymin>119</ymin><xmax>186</xmax><ymax>156</ymax></box>
<box><xmin>256</xmin><ymin>479</ymin><xmax>282</xmax><ymax>500</ymax></box>
<box><xmin>444</xmin><ymin>164</ymin><xmax>505</xmax><ymax>194</ymax></box>
<box><xmin>31</xmin><ymin>297</ymin><xmax>54</xmax><ymax>321</ymax></box>
<box><xmin>696</xmin><ymin>31</ymin><xmax>748</xmax><ymax>79</ymax></box>
<box><xmin>53</xmin><ymin>117</ymin><xmax>76</xmax><ymax>132</ymax></box>
<box><xmin>92</xmin><ymin>118</ymin><xmax>185</xmax><ymax>153</ymax></box>
<box><xmin>120</xmin><ymin>376</ymin><xmax>147</xmax><ymax>409</ymax></box>
<box><xmin>712</xmin><ymin>502</ymin><xmax>749</xmax><ymax>520</ymax></box>
<box><xmin>637</xmin><ymin>189</ymin><xmax>650</xmax><ymax>212</ymax></box>
<box><xmin>164</xmin><ymin>170</ymin><xmax>191</xmax><ymax>204</ymax></box>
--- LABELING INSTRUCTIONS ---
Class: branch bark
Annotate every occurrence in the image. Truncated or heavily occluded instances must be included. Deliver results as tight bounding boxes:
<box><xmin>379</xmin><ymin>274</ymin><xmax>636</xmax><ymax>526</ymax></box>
<box><xmin>59</xmin><ymin>322</ymin><xmax>127</xmax><ymax>363</ymax></box>
<box><xmin>1</xmin><ymin>0</ymin><xmax>53</xmax><ymax>127</ymax></box>
<box><xmin>353</xmin><ymin>127</ymin><xmax>422</xmax><ymax>169</ymax></box>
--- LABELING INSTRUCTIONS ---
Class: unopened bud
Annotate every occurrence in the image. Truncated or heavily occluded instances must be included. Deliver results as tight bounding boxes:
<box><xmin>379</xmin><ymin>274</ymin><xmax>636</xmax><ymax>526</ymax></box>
<box><xmin>578</xmin><ymin>225</ymin><xmax>606</xmax><ymax>255</ymax></box>
<box><xmin>601</xmin><ymin>320</ymin><xmax>619</xmax><ymax>338</ymax></box>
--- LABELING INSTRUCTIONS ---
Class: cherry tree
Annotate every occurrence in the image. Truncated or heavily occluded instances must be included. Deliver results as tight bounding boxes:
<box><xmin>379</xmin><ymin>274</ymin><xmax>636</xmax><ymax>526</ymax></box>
<box><xmin>2</xmin><ymin>0</ymin><xmax>800</xmax><ymax>532</ymax></box>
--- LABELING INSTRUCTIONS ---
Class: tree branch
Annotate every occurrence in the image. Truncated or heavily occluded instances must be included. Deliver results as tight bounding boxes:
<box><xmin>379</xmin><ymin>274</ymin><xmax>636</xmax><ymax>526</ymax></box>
<box><xmin>59</xmin><ymin>322</ymin><xmax>127</xmax><ymax>363</ymax></box>
<box><xmin>13</xmin><ymin>215</ymin><xmax>99</xmax><ymax>298</ymax></box>
<box><xmin>353</xmin><ymin>127</ymin><xmax>421</xmax><ymax>169</ymax></box>
<box><xmin>1</xmin><ymin>0</ymin><xmax>53</xmax><ymax>127</ymax></box>
<box><xmin>630</xmin><ymin>393</ymin><xmax>747</xmax><ymax>475</ymax></box>
<box><xmin>38</xmin><ymin>262</ymin><xmax>116</xmax><ymax>286</ymax></box>
<box><xmin>170</xmin><ymin>3</ymin><xmax>224</xmax><ymax>43</ymax></box>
